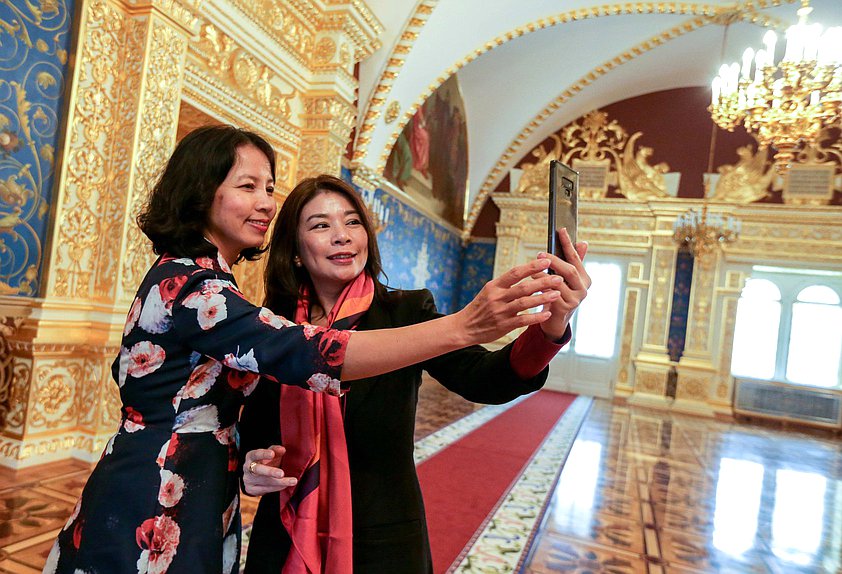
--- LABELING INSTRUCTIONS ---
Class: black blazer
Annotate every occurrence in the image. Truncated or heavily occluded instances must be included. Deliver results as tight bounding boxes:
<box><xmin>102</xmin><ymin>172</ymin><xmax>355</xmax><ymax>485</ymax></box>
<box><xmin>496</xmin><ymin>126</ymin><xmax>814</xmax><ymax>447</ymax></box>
<box><xmin>239</xmin><ymin>289</ymin><xmax>549</xmax><ymax>574</ymax></box>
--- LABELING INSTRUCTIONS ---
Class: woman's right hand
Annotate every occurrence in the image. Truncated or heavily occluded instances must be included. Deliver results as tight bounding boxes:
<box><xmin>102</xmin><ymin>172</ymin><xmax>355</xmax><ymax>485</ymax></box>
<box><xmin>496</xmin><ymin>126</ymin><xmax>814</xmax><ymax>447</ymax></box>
<box><xmin>454</xmin><ymin>258</ymin><xmax>564</xmax><ymax>345</ymax></box>
<box><xmin>242</xmin><ymin>446</ymin><xmax>298</xmax><ymax>496</ymax></box>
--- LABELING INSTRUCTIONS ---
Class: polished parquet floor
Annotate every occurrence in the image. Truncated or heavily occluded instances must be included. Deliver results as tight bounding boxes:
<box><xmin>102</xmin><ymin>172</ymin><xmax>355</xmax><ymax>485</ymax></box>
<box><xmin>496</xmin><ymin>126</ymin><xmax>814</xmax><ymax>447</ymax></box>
<box><xmin>1</xmin><ymin>379</ymin><xmax>841</xmax><ymax>573</ymax></box>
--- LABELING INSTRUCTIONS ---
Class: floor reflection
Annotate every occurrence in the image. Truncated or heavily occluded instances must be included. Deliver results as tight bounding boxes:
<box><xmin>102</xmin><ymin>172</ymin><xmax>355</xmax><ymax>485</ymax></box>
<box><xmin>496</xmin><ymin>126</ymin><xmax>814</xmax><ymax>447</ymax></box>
<box><xmin>526</xmin><ymin>400</ymin><xmax>842</xmax><ymax>574</ymax></box>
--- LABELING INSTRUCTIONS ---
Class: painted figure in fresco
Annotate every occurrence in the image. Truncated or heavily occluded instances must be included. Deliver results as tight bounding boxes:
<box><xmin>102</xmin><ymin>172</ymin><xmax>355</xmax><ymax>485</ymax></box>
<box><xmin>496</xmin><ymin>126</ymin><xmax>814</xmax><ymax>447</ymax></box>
<box><xmin>410</xmin><ymin>105</ymin><xmax>431</xmax><ymax>179</ymax></box>
<box><xmin>239</xmin><ymin>174</ymin><xmax>591</xmax><ymax>574</ymax></box>
<box><xmin>42</xmin><ymin>126</ymin><xmax>563</xmax><ymax>574</ymax></box>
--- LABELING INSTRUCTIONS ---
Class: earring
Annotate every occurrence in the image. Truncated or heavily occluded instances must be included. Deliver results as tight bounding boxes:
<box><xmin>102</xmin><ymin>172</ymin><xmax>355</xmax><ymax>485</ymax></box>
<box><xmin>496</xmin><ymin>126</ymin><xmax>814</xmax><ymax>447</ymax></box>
<box><xmin>294</xmin><ymin>256</ymin><xmax>302</xmax><ymax>267</ymax></box>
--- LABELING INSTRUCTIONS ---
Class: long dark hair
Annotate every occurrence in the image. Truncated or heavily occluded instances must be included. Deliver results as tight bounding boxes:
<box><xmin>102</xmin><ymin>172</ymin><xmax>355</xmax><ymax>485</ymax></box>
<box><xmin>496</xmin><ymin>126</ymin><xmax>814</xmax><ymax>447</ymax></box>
<box><xmin>263</xmin><ymin>174</ymin><xmax>386</xmax><ymax>314</ymax></box>
<box><xmin>137</xmin><ymin>125</ymin><xmax>276</xmax><ymax>262</ymax></box>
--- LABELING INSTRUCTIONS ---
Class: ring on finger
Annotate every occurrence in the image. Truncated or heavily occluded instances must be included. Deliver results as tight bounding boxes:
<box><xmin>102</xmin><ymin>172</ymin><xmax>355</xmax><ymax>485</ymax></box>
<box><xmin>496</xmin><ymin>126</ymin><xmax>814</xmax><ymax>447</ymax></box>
<box><xmin>248</xmin><ymin>460</ymin><xmax>258</xmax><ymax>475</ymax></box>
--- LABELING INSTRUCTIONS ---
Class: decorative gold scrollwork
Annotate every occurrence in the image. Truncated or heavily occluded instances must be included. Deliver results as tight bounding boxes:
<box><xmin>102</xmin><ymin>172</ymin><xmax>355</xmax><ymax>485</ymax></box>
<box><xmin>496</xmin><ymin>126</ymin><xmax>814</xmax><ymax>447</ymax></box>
<box><xmin>514</xmin><ymin>110</ymin><xmax>670</xmax><ymax>201</ymax></box>
<box><xmin>712</xmin><ymin>145</ymin><xmax>774</xmax><ymax>203</ymax></box>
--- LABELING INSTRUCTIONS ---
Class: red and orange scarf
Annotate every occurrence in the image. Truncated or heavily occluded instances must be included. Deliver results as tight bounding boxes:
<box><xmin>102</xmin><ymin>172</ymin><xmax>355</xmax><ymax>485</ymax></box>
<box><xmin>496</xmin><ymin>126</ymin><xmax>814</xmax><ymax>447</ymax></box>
<box><xmin>277</xmin><ymin>272</ymin><xmax>374</xmax><ymax>574</ymax></box>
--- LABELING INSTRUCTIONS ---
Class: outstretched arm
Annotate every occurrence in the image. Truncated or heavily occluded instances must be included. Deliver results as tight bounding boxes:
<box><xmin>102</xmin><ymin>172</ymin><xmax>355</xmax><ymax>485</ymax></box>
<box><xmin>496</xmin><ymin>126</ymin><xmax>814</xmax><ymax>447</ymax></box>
<box><xmin>340</xmin><ymin>257</ymin><xmax>563</xmax><ymax>381</ymax></box>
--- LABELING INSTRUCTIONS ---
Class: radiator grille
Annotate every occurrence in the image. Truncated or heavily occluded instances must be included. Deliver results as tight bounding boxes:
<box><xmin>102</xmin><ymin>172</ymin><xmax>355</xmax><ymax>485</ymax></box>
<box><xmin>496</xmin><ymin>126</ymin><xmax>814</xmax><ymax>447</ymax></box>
<box><xmin>734</xmin><ymin>378</ymin><xmax>842</xmax><ymax>428</ymax></box>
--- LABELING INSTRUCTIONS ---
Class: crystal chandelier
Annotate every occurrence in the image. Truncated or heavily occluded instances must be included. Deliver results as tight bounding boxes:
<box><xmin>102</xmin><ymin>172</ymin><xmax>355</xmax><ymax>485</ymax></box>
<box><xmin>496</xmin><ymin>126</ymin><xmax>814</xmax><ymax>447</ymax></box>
<box><xmin>709</xmin><ymin>1</ymin><xmax>842</xmax><ymax>174</ymax></box>
<box><xmin>673</xmin><ymin>122</ymin><xmax>741</xmax><ymax>260</ymax></box>
<box><xmin>673</xmin><ymin>202</ymin><xmax>741</xmax><ymax>261</ymax></box>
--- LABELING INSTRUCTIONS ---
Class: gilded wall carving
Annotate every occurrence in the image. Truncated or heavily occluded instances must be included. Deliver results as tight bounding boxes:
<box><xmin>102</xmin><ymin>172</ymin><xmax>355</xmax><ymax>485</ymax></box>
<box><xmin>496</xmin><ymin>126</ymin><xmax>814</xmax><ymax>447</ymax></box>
<box><xmin>514</xmin><ymin>111</ymin><xmax>670</xmax><ymax>202</ymax></box>
<box><xmin>616</xmin><ymin>289</ymin><xmax>639</xmax><ymax>388</ymax></box>
<box><xmin>0</xmin><ymin>0</ymin><xmax>72</xmax><ymax>296</ymax></box>
<box><xmin>711</xmin><ymin>145</ymin><xmax>774</xmax><ymax>203</ymax></box>
<box><xmin>195</xmin><ymin>22</ymin><xmax>295</xmax><ymax>121</ymax></box>
<box><xmin>644</xmin><ymin>248</ymin><xmax>675</xmax><ymax>349</ymax></box>
<box><xmin>119</xmin><ymin>20</ymin><xmax>188</xmax><ymax>303</ymax></box>
<box><xmin>49</xmin><ymin>0</ymin><xmax>145</xmax><ymax>300</ymax></box>
<box><xmin>684</xmin><ymin>258</ymin><xmax>716</xmax><ymax>356</ymax></box>
<box><xmin>0</xmin><ymin>316</ymin><xmax>23</xmax><ymax>427</ymax></box>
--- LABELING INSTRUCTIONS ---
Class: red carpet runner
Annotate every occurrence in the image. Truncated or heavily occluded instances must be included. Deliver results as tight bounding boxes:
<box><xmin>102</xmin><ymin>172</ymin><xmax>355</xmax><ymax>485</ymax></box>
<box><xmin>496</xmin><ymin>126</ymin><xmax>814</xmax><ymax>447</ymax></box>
<box><xmin>417</xmin><ymin>390</ymin><xmax>576</xmax><ymax>573</ymax></box>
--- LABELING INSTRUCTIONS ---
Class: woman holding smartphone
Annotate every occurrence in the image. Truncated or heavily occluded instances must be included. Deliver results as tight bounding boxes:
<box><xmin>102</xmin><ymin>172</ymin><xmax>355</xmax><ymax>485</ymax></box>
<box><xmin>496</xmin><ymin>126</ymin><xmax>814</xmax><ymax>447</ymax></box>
<box><xmin>239</xmin><ymin>174</ymin><xmax>590</xmax><ymax>573</ymax></box>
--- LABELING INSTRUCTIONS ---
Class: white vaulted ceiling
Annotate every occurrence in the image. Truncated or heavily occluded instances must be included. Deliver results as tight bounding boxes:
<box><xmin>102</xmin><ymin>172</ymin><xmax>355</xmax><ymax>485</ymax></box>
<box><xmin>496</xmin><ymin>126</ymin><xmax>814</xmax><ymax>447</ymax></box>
<box><xmin>353</xmin><ymin>0</ymin><xmax>842</xmax><ymax>234</ymax></box>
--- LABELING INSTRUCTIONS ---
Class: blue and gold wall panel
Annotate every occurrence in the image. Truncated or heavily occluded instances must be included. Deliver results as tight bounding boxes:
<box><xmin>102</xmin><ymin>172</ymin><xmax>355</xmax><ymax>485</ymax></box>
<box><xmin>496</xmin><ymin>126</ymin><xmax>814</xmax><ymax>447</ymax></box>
<box><xmin>457</xmin><ymin>240</ymin><xmax>495</xmax><ymax>311</ymax></box>
<box><xmin>0</xmin><ymin>0</ymin><xmax>73</xmax><ymax>295</ymax></box>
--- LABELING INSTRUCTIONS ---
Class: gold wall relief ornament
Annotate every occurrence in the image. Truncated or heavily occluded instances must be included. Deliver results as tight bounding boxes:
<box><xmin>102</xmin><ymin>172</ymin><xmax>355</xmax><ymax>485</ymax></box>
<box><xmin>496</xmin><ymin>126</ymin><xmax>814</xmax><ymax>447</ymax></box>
<box><xmin>514</xmin><ymin>134</ymin><xmax>561</xmax><ymax>196</ymax></box>
<box><xmin>616</xmin><ymin>288</ymin><xmax>640</xmax><ymax>389</ymax></box>
<box><xmin>644</xmin><ymin>248</ymin><xmax>676</xmax><ymax>349</ymax></box>
<box><xmin>194</xmin><ymin>23</ymin><xmax>296</xmax><ymax>121</ymax></box>
<box><xmin>616</xmin><ymin>133</ymin><xmax>670</xmax><ymax>201</ymax></box>
<box><xmin>514</xmin><ymin>110</ymin><xmax>670</xmax><ymax>202</ymax></box>
<box><xmin>48</xmin><ymin>0</ymin><xmax>147</xmax><ymax>301</ymax></box>
<box><xmin>313</xmin><ymin>36</ymin><xmax>337</xmax><ymax>65</ymax></box>
<box><xmin>119</xmin><ymin>20</ymin><xmax>189</xmax><ymax>303</ymax></box>
<box><xmin>0</xmin><ymin>317</ymin><xmax>24</xmax><ymax>428</ymax></box>
<box><xmin>711</xmin><ymin>145</ymin><xmax>775</xmax><ymax>203</ymax></box>
<box><xmin>384</xmin><ymin>100</ymin><xmax>400</xmax><ymax>124</ymax></box>
<box><xmin>676</xmin><ymin>374</ymin><xmax>709</xmax><ymax>402</ymax></box>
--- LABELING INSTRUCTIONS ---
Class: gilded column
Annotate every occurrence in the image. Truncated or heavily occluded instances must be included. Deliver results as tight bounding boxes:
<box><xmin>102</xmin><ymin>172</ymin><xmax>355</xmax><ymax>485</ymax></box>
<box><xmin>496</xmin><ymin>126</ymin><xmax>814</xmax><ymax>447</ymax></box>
<box><xmin>0</xmin><ymin>0</ymin><xmax>193</xmax><ymax>468</ymax></box>
<box><xmin>629</xmin><ymin>213</ymin><xmax>678</xmax><ymax>408</ymax></box>
<box><xmin>297</xmin><ymin>1</ymin><xmax>380</xmax><ymax>179</ymax></box>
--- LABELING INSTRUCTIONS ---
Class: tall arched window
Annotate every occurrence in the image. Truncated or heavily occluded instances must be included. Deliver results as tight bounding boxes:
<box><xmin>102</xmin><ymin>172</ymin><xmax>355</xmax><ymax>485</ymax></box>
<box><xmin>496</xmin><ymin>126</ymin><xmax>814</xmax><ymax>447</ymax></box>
<box><xmin>731</xmin><ymin>268</ymin><xmax>842</xmax><ymax>389</ymax></box>
<box><xmin>731</xmin><ymin>278</ymin><xmax>781</xmax><ymax>380</ymax></box>
<box><xmin>786</xmin><ymin>286</ymin><xmax>842</xmax><ymax>388</ymax></box>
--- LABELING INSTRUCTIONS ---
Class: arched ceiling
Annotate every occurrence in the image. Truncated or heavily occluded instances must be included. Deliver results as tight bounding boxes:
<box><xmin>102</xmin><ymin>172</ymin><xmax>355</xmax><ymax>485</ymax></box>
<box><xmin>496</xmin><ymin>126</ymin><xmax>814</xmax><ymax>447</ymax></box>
<box><xmin>354</xmin><ymin>0</ymin><xmax>842</xmax><ymax>234</ymax></box>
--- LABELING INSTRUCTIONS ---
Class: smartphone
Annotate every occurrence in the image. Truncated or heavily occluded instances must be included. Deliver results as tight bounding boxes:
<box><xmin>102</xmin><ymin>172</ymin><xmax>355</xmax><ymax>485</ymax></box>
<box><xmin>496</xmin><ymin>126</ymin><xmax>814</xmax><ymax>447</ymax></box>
<box><xmin>548</xmin><ymin>160</ymin><xmax>578</xmax><ymax>264</ymax></box>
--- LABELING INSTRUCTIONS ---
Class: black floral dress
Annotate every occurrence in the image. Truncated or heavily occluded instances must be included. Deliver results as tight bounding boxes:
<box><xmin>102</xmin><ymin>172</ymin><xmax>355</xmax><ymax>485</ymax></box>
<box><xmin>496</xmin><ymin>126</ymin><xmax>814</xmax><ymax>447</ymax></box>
<box><xmin>43</xmin><ymin>253</ymin><xmax>350</xmax><ymax>574</ymax></box>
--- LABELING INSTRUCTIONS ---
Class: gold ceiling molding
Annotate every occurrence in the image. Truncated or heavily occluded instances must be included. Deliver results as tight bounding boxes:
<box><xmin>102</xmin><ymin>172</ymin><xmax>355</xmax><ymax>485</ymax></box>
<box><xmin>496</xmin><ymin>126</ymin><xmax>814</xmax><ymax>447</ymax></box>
<box><xmin>463</xmin><ymin>2</ymin><xmax>799</xmax><ymax>235</ymax></box>
<box><xmin>351</xmin><ymin>0</ymin><xmax>439</xmax><ymax>161</ymax></box>
<box><xmin>356</xmin><ymin>1</ymin><xmax>788</xmax><ymax>175</ymax></box>
<box><xmin>462</xmin><ymin>6</ymin><xmax>781</xmax><ymax>237</ymax></box>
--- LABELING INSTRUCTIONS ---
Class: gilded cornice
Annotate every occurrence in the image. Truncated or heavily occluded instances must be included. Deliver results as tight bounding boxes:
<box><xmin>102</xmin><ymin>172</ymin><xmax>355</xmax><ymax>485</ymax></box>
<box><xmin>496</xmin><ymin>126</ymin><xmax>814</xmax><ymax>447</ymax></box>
<box><xmin>190</xmin><ymin>21</ymin><xmax>297</xmax><ymax>120</ymax></box>
<box><xmin>119</xmin><ymin>0</ymin><xmax>199</xmax><ymax>33</ymax></box>
<box><xmin>352</xmin><ymin>0</ymin><xmax>438</xmax><ymax>162</ymax></box>
<box><xmin>226</xmin><ymin>0</ymin><xmax>317</xmax><ymax>69</ymax></box>
<box><xmin>182</xmin><ymin>64</ymin><xmax>300</xmax><ymax>146</ymax></box>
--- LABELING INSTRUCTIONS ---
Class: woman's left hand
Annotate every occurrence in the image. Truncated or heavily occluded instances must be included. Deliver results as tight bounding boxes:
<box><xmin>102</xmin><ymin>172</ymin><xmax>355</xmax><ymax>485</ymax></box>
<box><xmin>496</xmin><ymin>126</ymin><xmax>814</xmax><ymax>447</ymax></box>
<box><xmin>242</xmin><ymin>446</ymin><xmax>298</xmax><ymax>496</ymax></box>
<box><xmin>537</xmin><ymin>229</ymin><xmax>591</xmax><ymax>341</ymax></box>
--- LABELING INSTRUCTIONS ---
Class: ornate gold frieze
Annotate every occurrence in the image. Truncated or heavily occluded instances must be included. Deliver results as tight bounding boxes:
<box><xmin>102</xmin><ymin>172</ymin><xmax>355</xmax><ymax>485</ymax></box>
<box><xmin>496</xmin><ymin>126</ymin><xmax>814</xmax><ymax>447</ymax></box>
<box><xmin>513</xmin><ymin>110</ymin><xmax>670</xmax><ymax>202</ymax></box>
<box><xmin>193</xmin><ymin>23</ymin><xmax>296</xmax><ymax>121</ymax></box>
<box><xmin>227</xmin><ymin>0</ymin><xmax>315</xmax><ymax>68</ymax></box>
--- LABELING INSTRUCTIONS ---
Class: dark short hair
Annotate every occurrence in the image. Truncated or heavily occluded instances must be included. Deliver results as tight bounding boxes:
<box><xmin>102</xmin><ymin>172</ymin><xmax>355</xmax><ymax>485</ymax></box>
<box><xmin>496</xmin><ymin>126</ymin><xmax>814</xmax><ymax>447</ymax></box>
<box><xmin>264</xmin><ymin>174</ymin><xmax>386</xmax><ymax>313</ymax></box>
<box><xmin>137</xmin><ymin>125</ymin><xmax>276</xmax><ymax>262</ymax></box>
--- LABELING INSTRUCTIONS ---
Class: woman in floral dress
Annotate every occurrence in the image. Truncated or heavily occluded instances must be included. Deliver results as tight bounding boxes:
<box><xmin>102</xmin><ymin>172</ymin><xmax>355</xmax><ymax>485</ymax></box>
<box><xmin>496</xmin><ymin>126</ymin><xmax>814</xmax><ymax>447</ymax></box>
<box><xmin>43</xmin><ymin>126</ymin><xmax>560</xmax><ymax>574</ymax></box>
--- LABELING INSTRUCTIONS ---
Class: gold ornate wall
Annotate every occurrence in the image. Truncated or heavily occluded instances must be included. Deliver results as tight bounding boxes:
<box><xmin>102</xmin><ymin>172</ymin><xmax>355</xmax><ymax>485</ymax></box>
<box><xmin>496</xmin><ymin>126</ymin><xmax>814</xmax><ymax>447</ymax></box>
<box><xmin>0</xmin><ymin>0</ymin><xmax>382</xmax><ymax>468</ymax></box>
<box><xmin>491</xmin><ymin>192</ymin><xmax>842</xmax><ymax>419</ymax></box>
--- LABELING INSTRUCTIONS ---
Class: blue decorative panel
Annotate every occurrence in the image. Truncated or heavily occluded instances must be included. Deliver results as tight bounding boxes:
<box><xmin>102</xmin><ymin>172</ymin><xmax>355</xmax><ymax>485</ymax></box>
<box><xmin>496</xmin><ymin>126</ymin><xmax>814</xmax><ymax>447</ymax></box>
<box><xmin>668</xmin><ymin>250</ymin><xmax>694</xmax><ymax>361</ymax></box>
<box><xmin>376</xmin><ymin>190</ymin><xmax>463</xmax><ymax>314</ymax></box>
<box><xmin>457</xmin><ymin>240</ymin><xmax>495</xmax><ymax>311</ymax></box>
<box><xmin>0</xmin><ymin>1</ymin><xmax>73</xmax><ymax>295</ymax></box>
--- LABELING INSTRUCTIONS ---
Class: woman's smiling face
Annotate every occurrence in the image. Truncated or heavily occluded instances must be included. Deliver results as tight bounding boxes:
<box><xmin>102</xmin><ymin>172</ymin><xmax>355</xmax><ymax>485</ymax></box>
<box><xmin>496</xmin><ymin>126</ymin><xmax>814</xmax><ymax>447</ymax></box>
<box><xmin>204</xmin><ymin>144</ymin><xmax>276</xmax><ymax>265</ymax></box>
<box><xmin>297</xmin><ymin>191</ymin><xmax>369</xmax><ymax>292</ymax></box>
